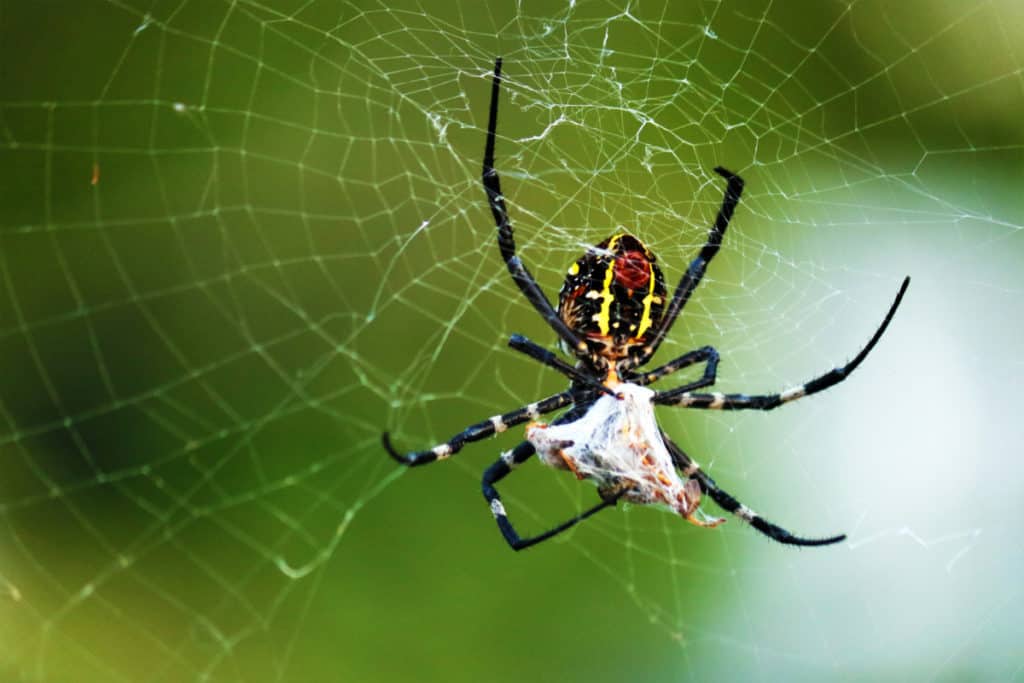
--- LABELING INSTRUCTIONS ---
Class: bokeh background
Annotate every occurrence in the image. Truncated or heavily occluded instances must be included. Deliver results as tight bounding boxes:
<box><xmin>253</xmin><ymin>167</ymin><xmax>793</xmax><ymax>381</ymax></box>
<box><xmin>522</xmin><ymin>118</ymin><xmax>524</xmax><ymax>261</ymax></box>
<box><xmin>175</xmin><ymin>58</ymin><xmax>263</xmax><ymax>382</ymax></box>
<box><xmin>1</xmin><ymin>1</ymin><xmax>1022</xmax><ymax>681</ymax></box>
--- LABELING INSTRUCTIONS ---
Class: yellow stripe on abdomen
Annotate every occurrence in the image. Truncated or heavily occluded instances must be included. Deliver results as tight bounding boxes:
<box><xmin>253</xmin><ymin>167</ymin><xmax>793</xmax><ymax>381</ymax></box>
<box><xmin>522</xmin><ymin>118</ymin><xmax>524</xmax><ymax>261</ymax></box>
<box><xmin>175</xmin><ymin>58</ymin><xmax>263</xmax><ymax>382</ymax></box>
<box><xmin>635</xmin><ymin>259</ymin><xmax>656</xmax><ymax>338</ymax></box>
<box><xmin>593</xmin><ymin>235</ymin><xmax>622</xmax><ymax>335</ymax></box>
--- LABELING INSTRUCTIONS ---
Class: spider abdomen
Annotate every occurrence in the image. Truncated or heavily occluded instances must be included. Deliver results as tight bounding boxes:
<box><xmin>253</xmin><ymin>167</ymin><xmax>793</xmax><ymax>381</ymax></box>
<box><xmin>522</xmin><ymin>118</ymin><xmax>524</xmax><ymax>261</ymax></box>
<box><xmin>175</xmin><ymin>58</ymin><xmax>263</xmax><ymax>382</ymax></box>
<box><xmin>527</xmin><ymin>383</ymin><xmax>723</xmax><ymax>526</ymax></box>
<box><xmin>557</xmin><ymin>234</ymin><xmax>668</xmax><ymax>358</ymax></box>
<box><xmin>385</xmin><ymin>60</ymin><xmax>872</xmax><ymax>550</ymax></box>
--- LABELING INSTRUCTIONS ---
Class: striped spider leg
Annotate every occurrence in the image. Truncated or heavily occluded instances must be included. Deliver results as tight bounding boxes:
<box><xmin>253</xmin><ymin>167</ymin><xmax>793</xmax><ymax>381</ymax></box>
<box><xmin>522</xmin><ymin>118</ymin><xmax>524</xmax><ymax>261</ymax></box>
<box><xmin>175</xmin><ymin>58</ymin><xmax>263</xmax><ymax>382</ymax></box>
<box><xmin>653</xmin><ymin>277</ymin><xmax>909</xmax><ymax>411</ymax></box>
<box><xmin>482</xmin><ymin>57</ymin><xmax>590</xmax><ymax>360</ymax></box>
<box><xmin>382</xmin><ymin>391</ymin><xmax>573</xmax><ymax>467</ymax></box>
<box><xmin>382</xmin><ymin>56</ymin><xmax>911</xmax><ymax>551</ymax></box>
<box><xmin>660</xmin><ymin>430</ymin><xmax>845</xmax><ymax>546</ymax></box>
<box><xmin>481</xmin><ymin>403</ymin><xmax>628</xmax><ymax>552</ymax></box>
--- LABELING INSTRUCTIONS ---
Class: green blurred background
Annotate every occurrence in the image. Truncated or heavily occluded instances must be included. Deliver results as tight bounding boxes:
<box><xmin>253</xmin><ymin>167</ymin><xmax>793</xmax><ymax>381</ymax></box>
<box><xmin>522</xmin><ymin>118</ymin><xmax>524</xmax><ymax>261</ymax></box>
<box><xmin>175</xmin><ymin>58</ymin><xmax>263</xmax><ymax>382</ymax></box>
<box><xmin>1</xmin><ymin>1</ymin><xmax>1022</xmax><ymax>681</ymax></box>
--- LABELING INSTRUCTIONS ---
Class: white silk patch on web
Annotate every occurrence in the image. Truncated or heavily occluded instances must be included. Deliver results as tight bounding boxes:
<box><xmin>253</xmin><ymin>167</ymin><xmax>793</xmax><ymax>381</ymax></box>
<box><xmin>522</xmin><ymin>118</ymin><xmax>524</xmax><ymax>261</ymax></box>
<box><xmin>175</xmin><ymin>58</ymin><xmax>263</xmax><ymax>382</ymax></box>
<box><xmin>527</xmin><ymin>383</ymin><xmax>724</xmax><ymax>526</ymax></box>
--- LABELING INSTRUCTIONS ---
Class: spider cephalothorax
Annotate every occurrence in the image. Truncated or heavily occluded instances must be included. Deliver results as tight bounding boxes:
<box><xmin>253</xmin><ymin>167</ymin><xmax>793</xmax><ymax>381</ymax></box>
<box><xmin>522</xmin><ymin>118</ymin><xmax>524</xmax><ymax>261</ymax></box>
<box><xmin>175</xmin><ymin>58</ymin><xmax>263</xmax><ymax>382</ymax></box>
<box><xmin>558</xmin><ymin>233</ymin><xmax>667</xmax><ymax>363</ymax></box>
<box><xmin>382</xmin><ymin>57</ymin><xmax>910</xmax><ymax>552</ymax></box>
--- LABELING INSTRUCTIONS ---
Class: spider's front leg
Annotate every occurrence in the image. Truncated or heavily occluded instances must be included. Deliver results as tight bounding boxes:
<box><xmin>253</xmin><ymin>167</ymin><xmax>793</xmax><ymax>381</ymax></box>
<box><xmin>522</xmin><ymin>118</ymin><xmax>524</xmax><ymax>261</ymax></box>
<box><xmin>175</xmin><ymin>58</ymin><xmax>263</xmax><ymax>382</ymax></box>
<box><xmin>661</xmin><ymin>431</ymin><xmax>845</xmax><ymax>547</ymax></box>
<box><xmin>482</xmin><ymin>438</ymin><xmax>626</xmax><ymax>552</ymax></box>
<box><xmin>383</xmin><ymin>390</ymin><xmax>572</xmax><ymax>467</ymax></box>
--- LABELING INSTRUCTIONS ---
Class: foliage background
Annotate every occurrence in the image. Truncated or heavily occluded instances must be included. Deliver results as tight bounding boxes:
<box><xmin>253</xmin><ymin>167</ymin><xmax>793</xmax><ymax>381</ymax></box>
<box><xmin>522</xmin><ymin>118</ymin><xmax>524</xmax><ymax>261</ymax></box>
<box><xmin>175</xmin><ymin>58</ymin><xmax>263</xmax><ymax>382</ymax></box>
<box><xmin>1</xmin><ymin>1</ymin><xmax>1021</xmax><ymax>681</ymax></box>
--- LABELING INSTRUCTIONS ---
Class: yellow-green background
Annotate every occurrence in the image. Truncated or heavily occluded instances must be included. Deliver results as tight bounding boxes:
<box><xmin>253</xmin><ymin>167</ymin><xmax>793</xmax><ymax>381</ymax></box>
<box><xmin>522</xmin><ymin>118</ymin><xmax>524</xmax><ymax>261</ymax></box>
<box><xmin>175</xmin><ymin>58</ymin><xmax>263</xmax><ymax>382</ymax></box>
<box><xmin>1</xmin><ymin>1</ymin><xmax>1022</xmax><ymax>681</ymax></box>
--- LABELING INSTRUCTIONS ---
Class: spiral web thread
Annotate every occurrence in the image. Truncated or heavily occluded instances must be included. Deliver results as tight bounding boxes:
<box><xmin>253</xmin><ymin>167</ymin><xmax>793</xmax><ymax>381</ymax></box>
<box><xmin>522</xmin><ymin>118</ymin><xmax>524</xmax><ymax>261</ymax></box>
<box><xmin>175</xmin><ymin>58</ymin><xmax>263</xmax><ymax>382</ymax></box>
<box><xmin>1</xmin><ymin>1</ymin><xmax>1021</xmax><ymax>680</ymax></box>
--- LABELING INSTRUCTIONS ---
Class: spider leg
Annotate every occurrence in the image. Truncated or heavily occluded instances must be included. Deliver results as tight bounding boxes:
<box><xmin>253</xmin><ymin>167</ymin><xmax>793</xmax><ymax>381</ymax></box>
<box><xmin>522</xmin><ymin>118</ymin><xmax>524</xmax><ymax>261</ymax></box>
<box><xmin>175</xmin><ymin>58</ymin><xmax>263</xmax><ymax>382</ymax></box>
<box><xmin>383</xmin><ymin>390</ymin><xmax>573</xmax><ymax>467</ymax></box>
<box><xmin>654</xmin><ymin>276</ymin><xmax>909</xmax><ymax>409</ymax></box>
<box><xmin>661</xmin><ymin>431</ymin><xmax>845</xmax><ymax>547</ymax></box>
<box><xmin>482</xmin><ymin>439</ymin><xmax>626</xmax><ymax>552</ymax></box>
<box><xmin>627</xmin><ymin>167</ymin><xmax>744</xmax><ymax>370</ymax></box>
<box><xmin>626</xmin><ymin>345</ymin><xmax>719</xmax><ymax>388</ymax></box>
<box><xmin>507</xmin><ymin>334</ymin><xmax>616</xmax><ymax>397</ymax></box>
<box><xmin>483</xmin><ymin>58</ymin><xmax>589</xmax><ymax>357</ymax></box>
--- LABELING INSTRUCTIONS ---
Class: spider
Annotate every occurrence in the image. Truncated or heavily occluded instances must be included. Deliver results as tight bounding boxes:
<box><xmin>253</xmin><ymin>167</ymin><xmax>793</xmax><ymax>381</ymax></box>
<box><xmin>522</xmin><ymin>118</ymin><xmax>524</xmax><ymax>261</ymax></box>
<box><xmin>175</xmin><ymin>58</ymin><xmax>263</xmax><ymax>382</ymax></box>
<box><xmin>382</xmin><ymin>57</ymin><xmax>910</xmax><ymax>551</ymax></box>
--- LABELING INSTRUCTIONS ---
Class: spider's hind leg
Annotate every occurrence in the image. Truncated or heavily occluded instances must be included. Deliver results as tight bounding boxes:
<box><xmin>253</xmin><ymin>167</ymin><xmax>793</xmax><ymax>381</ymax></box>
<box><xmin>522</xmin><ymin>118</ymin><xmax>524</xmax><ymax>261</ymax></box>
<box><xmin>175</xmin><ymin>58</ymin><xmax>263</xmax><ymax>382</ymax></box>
<box><xmin>482</xmin><ymin>57</ymin><xmax>588</xmax><ymax>358</ymax></box>
<box><xmin>661</xmin><ymin>430</ymin><xmax>846</xmax><ymax>547</ymax></box>
<box><xmin>628</xmin><ymin>167</ymin><xmax>744</xmax><ymax>370</ymax></box>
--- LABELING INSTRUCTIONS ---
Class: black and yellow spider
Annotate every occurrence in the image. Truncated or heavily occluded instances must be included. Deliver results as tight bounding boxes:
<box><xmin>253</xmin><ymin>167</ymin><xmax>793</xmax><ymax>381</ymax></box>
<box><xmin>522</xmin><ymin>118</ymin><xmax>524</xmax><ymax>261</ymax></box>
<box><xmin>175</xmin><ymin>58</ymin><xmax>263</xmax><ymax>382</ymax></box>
<box><xmin>383</xmin><ymin>58</ymin><xmax>909</xmax><ymax>551</ymax></box>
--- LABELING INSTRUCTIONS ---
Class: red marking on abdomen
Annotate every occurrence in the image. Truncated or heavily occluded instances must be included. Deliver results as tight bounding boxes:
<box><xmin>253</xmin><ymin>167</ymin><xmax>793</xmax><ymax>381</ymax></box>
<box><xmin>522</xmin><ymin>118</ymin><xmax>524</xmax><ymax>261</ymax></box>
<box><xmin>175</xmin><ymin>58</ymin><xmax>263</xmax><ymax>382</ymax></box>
<box><xmin>614</xmin><ymin>251</ymin><xmax>650</xmax><ymax>289</ymax></box>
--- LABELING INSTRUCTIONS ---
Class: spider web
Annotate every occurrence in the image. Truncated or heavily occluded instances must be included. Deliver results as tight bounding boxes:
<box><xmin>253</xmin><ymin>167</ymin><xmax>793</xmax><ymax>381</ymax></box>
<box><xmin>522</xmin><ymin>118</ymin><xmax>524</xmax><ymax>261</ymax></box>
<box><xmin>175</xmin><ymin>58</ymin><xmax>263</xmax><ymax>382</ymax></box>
<box><xmin>1</xmin><ymin>1</ymin><xmax>1022</xmax><ymax>681</ymax></box>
